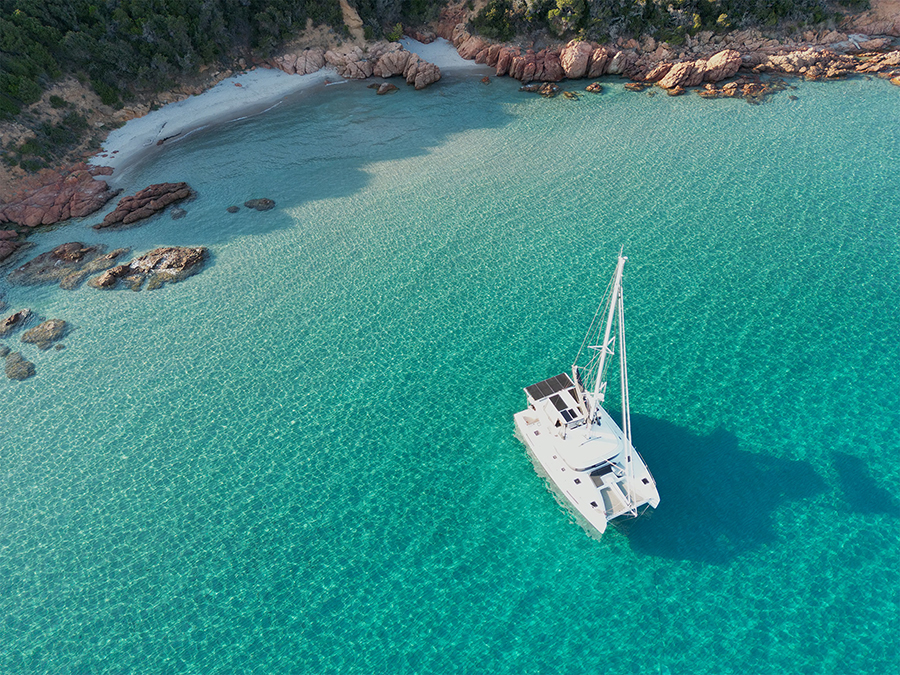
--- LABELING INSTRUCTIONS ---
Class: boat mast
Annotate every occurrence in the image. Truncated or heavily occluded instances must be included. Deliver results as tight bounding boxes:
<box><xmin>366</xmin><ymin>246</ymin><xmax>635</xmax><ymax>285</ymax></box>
<box><xmin>617</xmin><ymin>271</ymin><xmax>638</xmax><ymax>517</ymax></box>
<box><xmin>588</xmin><ymin>255</ymin><xmax>627</xmax><ymax>420</ymax></box>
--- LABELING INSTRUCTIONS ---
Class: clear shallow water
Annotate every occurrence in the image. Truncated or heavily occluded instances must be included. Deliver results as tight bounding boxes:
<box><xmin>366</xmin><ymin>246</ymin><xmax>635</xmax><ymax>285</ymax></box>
<box><xmin>1</xmin><ymin>74</ymin><xmax>898</xmax><ymax>673</ymax></box>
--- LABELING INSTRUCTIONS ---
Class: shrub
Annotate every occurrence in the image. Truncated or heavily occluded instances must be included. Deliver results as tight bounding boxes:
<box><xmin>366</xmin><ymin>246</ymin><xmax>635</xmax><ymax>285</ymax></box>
<box><xmin>472</xmin><ymin>0</ymin><xmax>514</xmax><ymax>41</ymax></box>
<box><xmin>386</xmin><ymin>23</ymin><xmax>403</xmax><ymax>41</ymax></box>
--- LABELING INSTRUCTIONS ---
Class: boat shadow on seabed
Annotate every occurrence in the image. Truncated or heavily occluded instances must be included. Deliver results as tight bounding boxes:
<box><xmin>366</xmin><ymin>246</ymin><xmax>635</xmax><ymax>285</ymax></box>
<box><xmin>616</xmin><ymin>414</ymin><xmax>827</xmax><ymax>565</ymax></box>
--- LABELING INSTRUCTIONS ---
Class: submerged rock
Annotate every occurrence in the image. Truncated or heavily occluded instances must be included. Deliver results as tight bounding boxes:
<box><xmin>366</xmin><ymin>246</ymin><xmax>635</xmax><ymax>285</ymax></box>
<box><xmin>89</xmin><ymin>246</ymin><xmax>208</xmax><ymax>291</ymax></box>
<box><xmin>21</xmin><ymin>319</ymin><xmax>67</xmax><ymax>350</ymax></box>
<box><xmin>95</xmin><ymin>182</ymin><xmax>194</xmax><ymax>229</ymax></box>
<box><xmin>226</xmin><ymin>206</ymin><xmax>240</xmax><ymax>213</ymax></box>
<box><xmin>244</xmin><ymin>199</ymin><xmax>275</xmax><ymax>211</ymax></box>
<box><xmin>5</xmin><ymin>351</ymin><xmax>35</xmax><ymax>380</ymax></box>
<box><xmin>8</xmin><ymin>243</ymin><xmax>130</xmax><ymax>289</ymax></box>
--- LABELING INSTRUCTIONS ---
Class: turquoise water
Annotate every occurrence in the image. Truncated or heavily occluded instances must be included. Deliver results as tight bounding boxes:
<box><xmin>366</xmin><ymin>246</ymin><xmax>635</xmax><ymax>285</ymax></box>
<box><xmin>1</xmin><ymin>73</ymin><xmax>898</xmax><ymax>673</ymax></box>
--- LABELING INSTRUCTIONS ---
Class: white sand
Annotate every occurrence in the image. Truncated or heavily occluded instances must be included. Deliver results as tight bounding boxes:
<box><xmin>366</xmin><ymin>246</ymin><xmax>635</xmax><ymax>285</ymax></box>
<box><xmin>90</xmin><ymin>38</ymin><xmax>481</xmax><ymax>178</ymax></box>
<box><xmin>90</xmin><ymin>67</ymin><xmax>335</xmax><ymax>175</ymax></box>
<box><xmin>400</xmin><ymin>37</ymin><xmax>486</xmax><ymax>71</ymax></box>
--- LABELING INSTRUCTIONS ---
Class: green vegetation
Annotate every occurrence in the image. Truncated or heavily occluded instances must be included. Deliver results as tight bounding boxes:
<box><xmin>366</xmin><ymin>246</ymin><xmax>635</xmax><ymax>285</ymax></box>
<box><xmin>0</xmin><ymin>0</ymin><xmax>861</xmax><ymax>175</ymax></box>
<box><xmin>6</xmin><ymin>111</ymin><xmax>88</xmax><ymax>170</ymax></box>
<box><xmin>472</xmin><ymin>0</ymin><xmax>515</xmax><ymax>41</ymax></box>
<box><xmin>0</xmin><ymin>0</ymin><xmax>349</xmax><ymax>121</ymax></box>
<box><xmin>474</xmin><ymin>0</ymin><xmax>846</xmax><ymax>45</ymax></box>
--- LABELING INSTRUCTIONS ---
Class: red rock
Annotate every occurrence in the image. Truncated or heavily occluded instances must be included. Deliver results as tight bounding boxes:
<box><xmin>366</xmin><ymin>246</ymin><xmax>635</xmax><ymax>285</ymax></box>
<box><xmin>659</xmin><ymin>62</ymin><xmax>695</xmax><ymax>89</ymax></box>
<box><xmin>541</xmin><ymin>50</ymin><xmax>564</xmax><ymax>82</ymax></box>
<box><xmin>705</xmin><ymin>49</ymin><xmax>742</xmax><ymax>82</ymax></box>
<box><xmin>0</xmin><ymin>309</ymin><xmax>32</xmax><ymax>337</ymax></box>
<box><xmin>0</xmin><ymin>240</ymin><xmax>23</xmax><ymax>263</ymax></box>
<box><xmin>643</xmin><ymin>62</ymin><xmax>673</xmax><ymax>83</ymax></box>
<box><xmin>96</xmin><ymin>182</ymin><xmax>193</xmax><ymax>229</ymax></box>
<box><xmin>560</xmin><ymin>40</ymin><xmax>594</xmax><ymax>79</ymax></box>
<box><xmin>686</xmin><ymin>60</ymin><xmax>708</xmax><ymax>87</ymax></box>
<box><xmin>0</xmin><ymin>165</ymin><xmax>115</xmax><ymax>228</ymax></box>
<box><xmin>587</xmin><ymin>48</ymin><xmax>610</xmax><ymax>78</ymax></box>
<box><xmin>496</xmin><ymin>48</ymin><xmax>518</xmax><ymax>77</ymax></box>
<box><xmin>485</xmin><ymin>45</ymin><xmax>503</xmax><ymax>68</ymax></box>
<box><xmin>458</xmin><ymin>36</ymin><xmax>488</xmax><ymax>60</ymax></box>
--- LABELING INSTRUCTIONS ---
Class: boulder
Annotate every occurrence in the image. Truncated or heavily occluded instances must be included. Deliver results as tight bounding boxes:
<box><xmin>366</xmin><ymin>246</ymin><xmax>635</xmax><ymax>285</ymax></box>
<box><xmin>375</xmin><ymin>49</ymin><xmax>411</xmax><ymax>77</ymax></box>
<box><xmin>587</xmin><ymin>48</ymin><xmax>611</xmax><ymax>77</ymax></box>
<box><xmin>5</xmin><ymin>351</ymin><xmax>35</xmax><ymax>380</ymax></box>
<box><xmin>0</xmin><ymin>309</ymin><xmax>32</xmax><ymax>337</ymax></box>
<box><xmin>659</xmin><ymin>62</ymin><xmax>695</xmax><ymax>89</ymax></box>
<box><xmin>643</xmin><ymin>62</ymin><xmax>673</xmax><ymax>83</ymax></box>
<box><xmin>96</xmin><ymin>182</ymin><xmax>193</xmax><ymax>229</ymax></box>
<box><xmin>458</xmin><ymin>36</ymin><xmax>489</xmax><ymax>60</ymax></box>
<box><xmin>376</xmin><ymin>82</ymin><xmax>399</xmax><ymax>95</ymax></box>
<box><xmin>21</xmin><ymin>319</ymin><xmax>67</xmax><ymax>350</ymax></box>
<box><xmin>705</xmin><ymin>49</ymin><xmax>742</xmax><ymax>82</ymax></box>
<box><xmin>606</xmin><ymin>51</ymin><xmax>636</xmax><ymax>76</ymax></box>
<box><xmin>560</xmin><ymin>40</ymin><xmax>594</xmax><ymax>79</ymax></box>
<box><xmin>685</xmin><ymin>59</ymin><xmax>708</xmax><ymax>87</ymax></box>
<box><xmin>542</xmin><ymin>50</ymin><xmax>565</xmax><ymax>82</ymax></box>
<box><xmin>496</xmin><ymin>47</ymin><xmax>519</xmax><ymax>76</ymax></box>
<box><xmin>0</xmin><ymin>239</ymin><xmax>27</xmax><ymax>264</ymax></box>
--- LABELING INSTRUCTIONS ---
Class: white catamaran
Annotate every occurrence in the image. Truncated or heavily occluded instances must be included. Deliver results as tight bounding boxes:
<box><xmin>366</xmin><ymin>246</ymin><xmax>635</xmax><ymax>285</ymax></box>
<box><xmin>514</xmin><ymin>253</ymin><xmax>659</xmax><ymax>537</ymax></box>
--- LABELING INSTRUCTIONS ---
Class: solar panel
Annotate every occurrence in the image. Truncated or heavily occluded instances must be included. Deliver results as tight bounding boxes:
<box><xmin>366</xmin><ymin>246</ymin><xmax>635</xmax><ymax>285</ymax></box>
<box><xmin>525</xmin><ymin>373</ymin><xmax>575</xmax><ymax>401</ymax></box>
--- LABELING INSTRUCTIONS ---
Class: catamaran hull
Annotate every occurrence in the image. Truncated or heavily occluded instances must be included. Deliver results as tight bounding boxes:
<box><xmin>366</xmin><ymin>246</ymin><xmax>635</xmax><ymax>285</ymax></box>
<box><xmin>514</xmin><ymin>408</ymin><xmax>659</xmax><ymax>539</ymax></box>
<box><xmin>515</xmin><ymin>418</ymin><xmax>609</xmax><ymax>540</ymax></box>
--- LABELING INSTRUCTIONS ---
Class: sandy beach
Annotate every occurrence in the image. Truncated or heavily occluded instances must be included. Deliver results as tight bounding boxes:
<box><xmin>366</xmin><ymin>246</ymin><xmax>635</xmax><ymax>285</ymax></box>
<box><xmin>90</xmin><ymin>39</ymin><xmax>483</xmax><ymax>181</ymax></box>
<box><xmin>89</xmin><ymin>68</ymin><xmax>334</xmax><ymax>177</ymax></box>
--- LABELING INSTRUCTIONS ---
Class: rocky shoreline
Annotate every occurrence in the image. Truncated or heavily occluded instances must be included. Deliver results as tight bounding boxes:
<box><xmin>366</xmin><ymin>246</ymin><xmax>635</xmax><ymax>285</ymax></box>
<box><xmin>1</xmin><ymin>8</ymin><xmax>898</xmax><ymax>381</ymax></box>
<box><xmin>1</xmin><ymin>16</ymin><xmax>898</xmax><ymax>237</ymax></box>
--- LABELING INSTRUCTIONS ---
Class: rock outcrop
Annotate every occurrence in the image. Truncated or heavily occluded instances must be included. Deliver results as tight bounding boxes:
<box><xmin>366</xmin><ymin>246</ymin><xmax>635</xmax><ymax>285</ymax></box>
<box><xmin>8</xmin><ymin>242</ymin><xmax>130</xmax><ymax>289</ymax></box>
<box><xmin>95</xmin><ymin>182</ymin><xmax>194</xmax><ymax>229</ymax></box>
<box><xmin>0</xmin><ymin>309</ymin><xmax>32</xmax><ymax>337</ymax></box>
<box><xmin>89</xmin><ymin>246</ymin><xmax>207</xmax><ymax>291</ymax></box>
<box><xmin>0</xmin><ymin>230</ymin><xmax>28</xmax><ymax>264</ymax></box>
<box><xmin>0</xmin><ymin>164</ymin><xmax>116</xmax><ymax>228</ymax></box>
<box><xmin>269</xmin><ymin>42</ymin><xmax>442</xmax><ymax>90</ymax></box>
<box><xmin>21</xmin><ymin>319</ymin><xmax>67</xmax><ymax>350</ymax></box>
<box><xmin>447</xmin><ymin>19</ymin><xmax>900</xmax><ymax>97</ymax></box>
<box><xmin>272</xmin><ymin>48</ymin><xmax>327</xmax><ymax>75</ymax></box>
<box><xmin>369</xmin><ymin>43</ymin><xmax>442</xmax><ymax>89</ymax></box>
